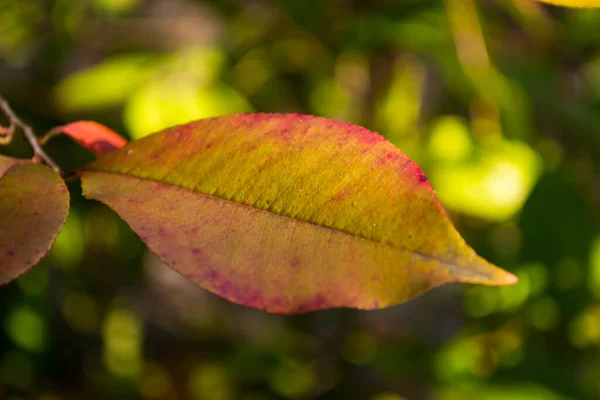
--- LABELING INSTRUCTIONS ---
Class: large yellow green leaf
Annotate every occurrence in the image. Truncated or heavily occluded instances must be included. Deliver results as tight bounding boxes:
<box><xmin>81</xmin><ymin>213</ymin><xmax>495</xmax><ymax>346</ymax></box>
<box><xmin>0</xmin><ymin>156</ymin><xmax>69</xmax><ymax>284</ymax></box>
<box><xmin>536</xmin><ymin>0</ymin><xmax>600</xmax><ymax>6</ymax></box>
<box><xmin>80</xmin><ymin>114</ymin><xmax>516</xmax><ymax>314</ymax></box>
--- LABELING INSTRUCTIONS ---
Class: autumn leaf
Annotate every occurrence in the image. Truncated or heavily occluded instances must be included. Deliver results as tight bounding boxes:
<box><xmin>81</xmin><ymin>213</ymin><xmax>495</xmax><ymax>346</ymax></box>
<box><xmin>49</xmin><ymin>121</ymin><xmax>127</xmax><ymax>157</ymax></box>
<box><xmin>80</xmin><ymin>114</ymin><xmax>516</xmax><ymax>314</ymax></box>
<box><xmin>0</xmin><ymin>155</ymin><xmax>69</xmax><ymax>284</ymax></box>
<box><xmin>535</xmin><ymin>0</ymin><xmax>600</xmax><ymax>6</ymax></box>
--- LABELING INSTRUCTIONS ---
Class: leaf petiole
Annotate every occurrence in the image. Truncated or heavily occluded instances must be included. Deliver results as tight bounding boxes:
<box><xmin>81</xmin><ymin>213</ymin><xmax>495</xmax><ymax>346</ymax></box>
<box><xmin>0</xmin><ymin>94</ymin><xmax>61</xmax><ymax>173</ymax></box>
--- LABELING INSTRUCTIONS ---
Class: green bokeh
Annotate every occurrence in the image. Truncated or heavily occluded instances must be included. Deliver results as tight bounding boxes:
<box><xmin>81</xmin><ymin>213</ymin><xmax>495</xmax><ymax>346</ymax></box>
<box><xmin>1</xmin><ymin>0</ymin><xmax>599</xmax><ymax>399</ymax></box>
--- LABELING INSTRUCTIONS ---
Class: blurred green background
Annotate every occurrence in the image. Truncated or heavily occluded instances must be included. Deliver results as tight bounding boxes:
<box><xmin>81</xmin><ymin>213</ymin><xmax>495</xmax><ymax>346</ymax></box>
<box><xmin>1</xmin><ymin>0</ymin><xmax>599</xmax><ymax>399</ymax></box>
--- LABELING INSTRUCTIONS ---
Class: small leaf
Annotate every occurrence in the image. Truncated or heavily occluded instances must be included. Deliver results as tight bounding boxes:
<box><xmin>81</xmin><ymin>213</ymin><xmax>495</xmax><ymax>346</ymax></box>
<box><xmin>80</xmin><ymin>114</ymin><xmax>516</xmax><ymax>314</ymax></box>
<box><xmin>535</xmin><ymin>0</ymin><xmax>600</xmax><ymax>6</ymax></box>
<box><xmin>0</xmin><ymin>156</ymin><xmax>70</xmax><ymax>284</ymax></box>
<box><xmin>53</xmin><ymin>121</ymin><xmax>128</xmax><ymax>157</ymax></box>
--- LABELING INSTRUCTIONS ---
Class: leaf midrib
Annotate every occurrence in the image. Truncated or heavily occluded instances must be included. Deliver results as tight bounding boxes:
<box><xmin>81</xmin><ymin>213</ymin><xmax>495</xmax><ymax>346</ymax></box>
<box><xmin>82</xmin><ymin>168</ymin><xmax>491</xmax><ymax>281</ymax></box>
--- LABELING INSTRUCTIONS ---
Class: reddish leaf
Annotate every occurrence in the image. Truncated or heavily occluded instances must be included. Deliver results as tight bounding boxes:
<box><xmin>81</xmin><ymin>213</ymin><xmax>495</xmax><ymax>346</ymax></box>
<box><xmin>0</xmin><ymin>155</ymin><xmax>69</xmax><ymax>284</ymax></box>
<box><xmin>80</xmin><ymin>114</ymin><xmax>517</xmax><ymax>314</ymax></box>
<box><xmin>53</xmin><ymin>121</ymin><xmax>127</xmax><ymax>157</ymax></box>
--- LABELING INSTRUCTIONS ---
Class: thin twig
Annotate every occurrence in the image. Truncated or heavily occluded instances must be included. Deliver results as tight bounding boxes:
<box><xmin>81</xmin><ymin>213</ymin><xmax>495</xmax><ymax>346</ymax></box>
<box><xmin>38</xmin><ymin>127</ymin><xmax>63</xmax><ymax>146</ymax></box>
<box><xmin>0</xmin><ymin>95</ymin><xmax>61</xmax><ymax>172</ymax></box>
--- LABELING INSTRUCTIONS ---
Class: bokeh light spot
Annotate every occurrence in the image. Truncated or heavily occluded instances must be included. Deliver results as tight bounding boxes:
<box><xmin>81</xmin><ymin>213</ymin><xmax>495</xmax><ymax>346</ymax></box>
<box><xmin>569</xmin><ymin>306</ymin><xmax>600</xmax><ymax>348</ymax></box>
<box><xmin>432</xmin><ymin>139</ymin><xmax>541</xmax><ymax>220</ymax></box>
<box><xmin>102</xmin><ymin>308</ymin><xmax>143</xmax><ymax>377</ymax></box>
<box><xmin>428</xmin><ymin>116</ymin><xmax>473</xmax><ymax>163</ymax></box>
<box><xmin>370</xmin><ymin>393</ymin><xmax>407</xmax><ymax>400</ymax></box>
<box><xmin>93</xmin><ymin>0</ymin><xmax>140</xmax><ymax>15</ymax></box>
<box><xmin>51</xmin><ymin>209</ymin><xmax>85</xmax><ymax>269</ymax></box>
<box><xmin>529</xmin><ymin>297</ymin><xmax>561</xmax><ymax>332</ymax></box>
<box><xmin>5</xmin><ymin>305</ymin><xmax>47</xmax><ymax>352</ymax></box>
<box><xmin>269</xmin><ymin>359</ymin><xmax>314</xmax><ymax>399</ymax></box>
<box><xmin>589</xmin><ymin>237</ymin><xmax>600</xmax><ymax>297</ymax></box>
<box><xmin>464</xmin><ymin>286</ymin><xmax>499</xmax><ymax>318</ymax></box>
<box><xmin>341</xmin><ymin>332</ymin><xmax>378</xmax><ymax>365</ymax></box>
<box><xmin>189</xmin><ymin>363</ymin><xmax>234</xmax><ymax>400</ymax></box>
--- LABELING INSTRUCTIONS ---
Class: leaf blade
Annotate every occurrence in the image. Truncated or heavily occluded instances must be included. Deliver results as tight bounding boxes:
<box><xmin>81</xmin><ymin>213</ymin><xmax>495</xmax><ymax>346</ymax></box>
<box><xmin>81</xmin><ymin>114</ymin><xmax>516</xmax><ymax>314</ymax></box>
<box><xmin>0</xmin><ymin>156</ymin><xmax>70</xmax><ymax>284</ymax></box>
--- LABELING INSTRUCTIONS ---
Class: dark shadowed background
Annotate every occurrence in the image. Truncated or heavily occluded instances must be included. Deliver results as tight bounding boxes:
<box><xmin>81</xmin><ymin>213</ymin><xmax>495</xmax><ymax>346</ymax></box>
<box><xmin>1</xmin><ymin>0</ymin><xmax>599</xmax><ymax>399</ymax></box>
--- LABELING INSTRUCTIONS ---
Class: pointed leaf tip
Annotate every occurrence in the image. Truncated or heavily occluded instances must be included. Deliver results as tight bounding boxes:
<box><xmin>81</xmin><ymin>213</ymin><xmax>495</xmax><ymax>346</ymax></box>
<box><xmin>446</xmin><ymin>253</ymin><xmax>518</xmax><ymax>287</ymax></box>
<box><xmin>81</xmin><ymin>113</ymin><xmax>516</xmax><ymax>314</ymax></box>
<box><xmin>471</xmin><ymin>264</ymin><xmax>519</xmax><ymax>287</ymax></box>
<box><xmin>504</xmin><ymin>272</ymin><xmax>519</xmax><ymax>285</ymax></box>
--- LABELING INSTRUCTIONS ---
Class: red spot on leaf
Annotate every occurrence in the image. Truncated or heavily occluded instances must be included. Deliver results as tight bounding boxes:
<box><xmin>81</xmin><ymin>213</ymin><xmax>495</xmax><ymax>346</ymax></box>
<box><xmin>335</xmin><ymin>188</ymin><xmax>352</xmax><ymax>201</ymax></box>
<box><xmin>6</xmin><ymin>250</ymin><xmax>15</xmax><ymax>257</ymax></box>
<box><xmin>216</xmin><ymin>280</ymin><xmax>234</xmax><ymax>297</ymax></box>
<box><xmin>198</xmin><ymin>267</ymin><xmax>271</xmax><ymax>309</ymax></box>
<box><xmin>355</xmin><ymin>128</ymin><xmax>385</xmax><ymax>145</ymax></box>
<box><xmin>241</xmin><ymin>289</ymin><xmax>263</xmax><ymax>307</ymax></box>
<box><xmin>290</xmin><ymin>257</ymin><xmax>300</xmax><ymax>268</ymax></box>
<box><xmin>378</xmin><ymin>151</ymin><xmax>401</xmax><ymax>166</ymax></box>
<box><xmin>294</xmin><ymin>294</ymin><xmax>329</xmax><ymax>313</ymax></box>
<box><xmin>204</xmin><ymin>269</ymin><xmax>219</xmax><ymax>282</ymax></box>
<box><xmin>274</xmin><ymin>126</ymin><xmax>296</xmax><ymax>143</ymax></box>
<box><xmin>272</xmin><ymin>297</ymin><xmax>286</xmax><ymax>308</ymax></box>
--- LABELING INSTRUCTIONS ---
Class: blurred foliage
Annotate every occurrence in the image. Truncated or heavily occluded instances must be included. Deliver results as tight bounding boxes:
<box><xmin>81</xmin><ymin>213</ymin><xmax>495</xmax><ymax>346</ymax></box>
<box><xmin>0</xmin><ymin>0</ymin><xmax>599</xmax><ymax>399</ymax></box>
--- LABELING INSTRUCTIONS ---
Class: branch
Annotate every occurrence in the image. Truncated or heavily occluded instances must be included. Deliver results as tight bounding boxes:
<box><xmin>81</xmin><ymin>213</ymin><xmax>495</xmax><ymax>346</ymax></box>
<box><xmin>0</xmin><ymin>95</ymin><xmax>61</xmax><ymax>172</ymax></box>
